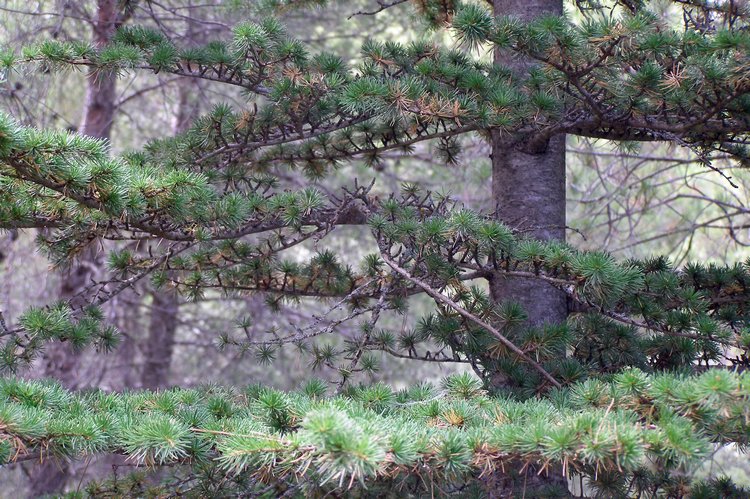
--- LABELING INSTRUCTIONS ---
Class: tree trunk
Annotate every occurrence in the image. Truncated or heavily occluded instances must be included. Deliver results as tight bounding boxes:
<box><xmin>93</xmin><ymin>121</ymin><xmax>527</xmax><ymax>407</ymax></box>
<box><xmin>483</xmin><ymin>0</ymin><xmax>572</xmax><ymax>496</ymax></box>
<box><xmin>489</xmin><ymin>135</ymin><xmax>568</xmax><ymax>325</ymax></box>
<box><xmin>489</xmin><ymin>0</ymin><xmax>568</xmax><ymax>328</ymax></box>
<box><xmin>30</xmin><ymin>1</ymin><xmax>122</xmax><ymax>495</ymax></box>
<box><xmin>80</xmin><ymin>0</ymin><xmax>119</xmax><ymax>139</ymax></box>
<box><xmin>41</xmin><ymin>0</ymin><xmax>120</xmax><ymax>388</ymax></box>
<box><xmin>141</xmin><ymin>290</ymin><xmax>180</xmax><ymax>389</ymax></box>
<box><xmin>140</xmin><ymin>7</ymin><xmax>202</xmax><ymax>390</ymax></box>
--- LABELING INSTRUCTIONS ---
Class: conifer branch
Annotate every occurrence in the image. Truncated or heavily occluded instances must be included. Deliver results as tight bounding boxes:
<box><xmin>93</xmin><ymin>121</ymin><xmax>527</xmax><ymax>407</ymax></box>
<box><xmin>381</xmin><ymin>253</ymin><xmax>562</xmax><ymax>388</ymax></box>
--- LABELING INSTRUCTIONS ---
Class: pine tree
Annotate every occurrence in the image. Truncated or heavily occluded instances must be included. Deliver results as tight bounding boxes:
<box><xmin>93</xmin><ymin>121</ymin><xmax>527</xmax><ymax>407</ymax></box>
<box><xmin>1</xmin><ymin>0</ymin><xmax>750</xmax><ymax>496</ymax></box>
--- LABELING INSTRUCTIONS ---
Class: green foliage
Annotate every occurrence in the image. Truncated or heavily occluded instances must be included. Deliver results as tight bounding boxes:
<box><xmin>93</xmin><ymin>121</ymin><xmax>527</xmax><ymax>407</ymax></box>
<box><xmin>452</xmin><ymin>4</ymin><xmax>494</xmax><ymax>51</ymax></box>
<box><xmin>3</xmin><ymin>0</ymin><xmax>750</xmax><ymax>495</ymax></box>
<box><xmin>1</xmin><ymin>371</ymin><xmax>748</xmax><ymax>496</ymax></box>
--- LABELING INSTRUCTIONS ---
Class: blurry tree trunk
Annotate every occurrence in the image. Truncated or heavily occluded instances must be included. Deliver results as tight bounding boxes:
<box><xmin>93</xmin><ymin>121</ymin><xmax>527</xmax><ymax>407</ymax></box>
<box><xmin>79</xmin><ymin>0</ymin><xmax>119</xmax><ymax>139</ymax></box>
<box><xmin>141</xmin><ymin>290</ymin><xmax>180</xmax><ymax>389</ymax></box>
<box><xmin>41</xmin><ymin>0</ymin><xmax>121</xmax><ymax>389</ymax></box>
<box><xmin>30</xmin><ymin>1</ymin><xmax>125</xmax><ymax>495</ymax></box>
<box><xmin>483</xmin><ymin>0</ymin><xmax>571</xmax><ymax>495</ymax></box>
<box><xmin>140</xmin><ymin>9</ymin><xmax>202</xmax><ymax>390</ymax></box>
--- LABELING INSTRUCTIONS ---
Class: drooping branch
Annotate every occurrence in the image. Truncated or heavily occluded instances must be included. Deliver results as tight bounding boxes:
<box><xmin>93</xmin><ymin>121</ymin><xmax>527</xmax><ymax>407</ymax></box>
<box><xmin>381</xmin><ymin>253</ymin><xmax>562</xmax><ymax>388</ymax></box>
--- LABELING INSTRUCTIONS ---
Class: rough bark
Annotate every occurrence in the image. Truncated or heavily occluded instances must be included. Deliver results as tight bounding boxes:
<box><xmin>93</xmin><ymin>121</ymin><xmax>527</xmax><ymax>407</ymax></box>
<box><xmin>489</xmin><ymin>135</ymin><xmax>568</xmax><ymax>325</ymax></box>
<box><xmin>489</xmin><ymin>0</ymin><xmax>568</xmax><ymax>328</ymax></box>
<box><xmin>485</xmin><ymin>0</ymin><xmax>572</xmax><ymax>496</ymax></box>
